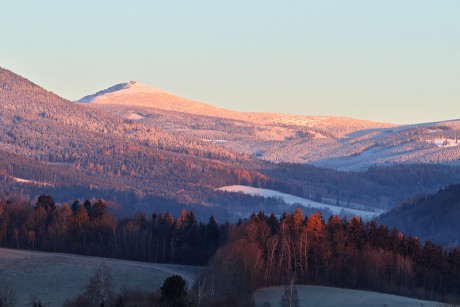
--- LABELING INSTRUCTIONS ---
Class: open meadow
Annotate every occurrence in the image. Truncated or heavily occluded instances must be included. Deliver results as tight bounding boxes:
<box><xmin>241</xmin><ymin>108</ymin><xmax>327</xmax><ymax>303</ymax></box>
<box><xmin>253</xmin><ymin>285</ymin><xmax>443</xmax><ymax>307</ymax></box>
<box><xmin>0</xmin><ymin>248</ymin><xmax>204</xmax><ymax>306</ymax></box>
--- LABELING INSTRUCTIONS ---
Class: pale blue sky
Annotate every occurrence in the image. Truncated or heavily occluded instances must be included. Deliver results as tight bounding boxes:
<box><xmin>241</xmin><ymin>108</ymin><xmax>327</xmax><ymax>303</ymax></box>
<box><xmin>1</xmin><ymin>1</ymin><xmax>459</xmax><ymax>124</ymax></box>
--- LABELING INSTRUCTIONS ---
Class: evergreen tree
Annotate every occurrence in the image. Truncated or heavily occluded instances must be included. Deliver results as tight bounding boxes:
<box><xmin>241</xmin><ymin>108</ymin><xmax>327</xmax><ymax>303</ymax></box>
<box><xmin>35</xmin><ymin>195</ymin><xmax>56</xmax><ymax>212</ymax></box>
<box><xmin>83</xmin><ymin>200</ymin><xmax>92</xmax><ymax>216</ymax></box>
<box><xmin>160</xmin><ymin>275</ymin><xmax>187</xmax><ymax>307</ymax></box>
<box><xmin>71</xmin><ymin>200</ymin><xmax>80</xmax><ymax>214</ymax></box>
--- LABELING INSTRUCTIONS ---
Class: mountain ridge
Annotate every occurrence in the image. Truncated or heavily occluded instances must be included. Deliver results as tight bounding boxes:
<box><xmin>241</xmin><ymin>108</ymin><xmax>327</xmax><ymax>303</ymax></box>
<box><xmin>78</xmin><ymin>81</ymin><xmax>460</xmax><ymax>171</ymax></box>
<box><xmin>76</xmin><ymin>81</ymin><xmax>393</xmax><ymax>131</ymax></box>
<box><xmin>0</xmin><ymin>66</ymin><xmax>275</xmax><ymax>215</ymax></box>
<box><xmin>3</xmin><ymin>66</ymin><xmax>460</xmax><ymax>220</ymax></box>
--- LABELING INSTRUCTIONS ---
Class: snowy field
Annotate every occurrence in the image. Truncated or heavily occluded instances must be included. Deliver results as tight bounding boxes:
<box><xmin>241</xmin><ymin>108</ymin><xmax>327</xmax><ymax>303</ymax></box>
<box><xmin>218</xmin><ymin>185</ymin><xmax>381</xmax><ymax>220</ymax></box>
<box><xmin>253</xmin><ymin>285</ymin><xmax>441</xmax><ymax>307</ymax></box>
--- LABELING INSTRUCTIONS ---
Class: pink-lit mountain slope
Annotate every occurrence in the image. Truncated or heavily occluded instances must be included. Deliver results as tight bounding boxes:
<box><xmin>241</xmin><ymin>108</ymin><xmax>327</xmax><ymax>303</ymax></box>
<box><xmin>78</xmin><ymin>81</ymin><xmax>236</xmax><ymax>118</ymax></box>
<box><xmin>78</xmin><ymin>82</ymin><xmax>460</xmax><ymax>171</ymax></box>
<box><xmin>2</xmin><ymin>67</ymin><xmax>460</xmax><ymax>216</ymax></box>
<box><xmin>0</xmin><ymin>67</ymin><xmax>269</xmax><ymax>206</ymax></box>
<box><xmin>77</xmin><ymin>81</ymin><xmax>391</xmax><ymax>136</ymax></box>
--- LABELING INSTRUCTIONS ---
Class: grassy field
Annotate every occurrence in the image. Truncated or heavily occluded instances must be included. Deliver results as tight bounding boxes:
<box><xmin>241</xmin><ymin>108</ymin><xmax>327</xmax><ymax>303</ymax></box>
<box><xmin>253</xmin><ymin>285</ymin><xmax>443</xmax><ymax>307</ymax></box>
<box><xmin>0</xmin><ymin>248</ymin><xmax>204</xmax><ymax>306</ymax></box>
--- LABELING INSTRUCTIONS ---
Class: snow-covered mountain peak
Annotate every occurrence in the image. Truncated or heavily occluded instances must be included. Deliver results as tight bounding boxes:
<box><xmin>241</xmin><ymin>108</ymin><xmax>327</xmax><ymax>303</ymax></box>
<box><xmin>77</xmin><ymin>81</ymin><xmax>395</xmax><ymax>133</ymax></box>
<box><xmin>76</xmin><ymin>81</ymin><xmax>236</xmax><ymax>116</ymax></box>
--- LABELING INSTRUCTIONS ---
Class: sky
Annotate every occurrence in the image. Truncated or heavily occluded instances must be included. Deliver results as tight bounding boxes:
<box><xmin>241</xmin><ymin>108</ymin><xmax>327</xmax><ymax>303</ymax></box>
<box><xmin>1</xmin><ymin>1</ymin><xmax>459</xmax><ymax>124</ymax></box>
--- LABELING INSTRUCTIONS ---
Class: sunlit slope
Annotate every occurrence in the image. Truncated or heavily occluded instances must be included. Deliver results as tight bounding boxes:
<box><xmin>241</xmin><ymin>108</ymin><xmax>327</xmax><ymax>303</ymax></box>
<box><xmin>0</xmin><ymin>67</ymin><xmax>268</xmax><ymax>205</ymax></box>
<box><xmin>79</xmin><ymin>81</ymin><xmax>460</xmax><ymax>170</ymax></box>
<box><xmin>77</xmin><ymin>81</ymin><xmax>391</xmax><ymax>134</ymax></box>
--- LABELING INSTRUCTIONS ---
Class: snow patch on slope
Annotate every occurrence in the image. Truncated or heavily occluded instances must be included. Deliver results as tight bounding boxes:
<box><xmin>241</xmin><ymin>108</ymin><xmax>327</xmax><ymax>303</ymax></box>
<box><xmin>126</xmin><ymin>112</ymin><xmax>146</xmax><ymax>120</ymax></box>
<box><xmin>11</xmin><ymin>176</ymin><xmax>54</xmax><ymax>187</ymax></box>
<box><xmin>218</xmin><ymin>185</ymin><xmax>382</xmax><ymax>220</ymax></box>
<box><xmin>427</xmin><ymin>138</ymin><xmax>459</xmax><ymax>148</ymax></box>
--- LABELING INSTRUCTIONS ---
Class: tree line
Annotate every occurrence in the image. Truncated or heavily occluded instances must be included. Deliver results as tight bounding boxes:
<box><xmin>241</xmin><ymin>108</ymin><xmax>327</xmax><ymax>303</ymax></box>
<box><xmin>0</xmin><ymin>195</ymin><xmax>229</xmax><ymax>266</ymax></box>
<box><xmin>200</xmin><ymin>209</ymin><xmax>460</xmax><ymax>305</ymax></box>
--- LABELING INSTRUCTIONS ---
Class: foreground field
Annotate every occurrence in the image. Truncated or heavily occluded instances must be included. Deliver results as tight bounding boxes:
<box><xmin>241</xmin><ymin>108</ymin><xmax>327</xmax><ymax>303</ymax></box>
<box><xmin>0</xmin><ymin>248</ymin><xmax>204</xmax><ymax>306</ymax></box>
<box><xmin>253</xmin><ymin>285</ymin><xmax>442</xmax><ymax>307</ymax></box>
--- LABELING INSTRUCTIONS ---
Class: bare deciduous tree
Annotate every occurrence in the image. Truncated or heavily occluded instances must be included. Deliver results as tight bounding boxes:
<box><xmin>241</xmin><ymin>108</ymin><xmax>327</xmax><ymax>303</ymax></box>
<box><xmin>195</xmin><ymin>278</ymin><xmax>206</xmax><ymax>307</ymax></box>
<box><xmin>279</xmin><ymin>275</ymin><xmax>299</xmax><ymax>307</ymax></box>
<box><xmin>85</xmin><ymin>263</ymin><xmax>113</xmax><ymax>307</ymax></box>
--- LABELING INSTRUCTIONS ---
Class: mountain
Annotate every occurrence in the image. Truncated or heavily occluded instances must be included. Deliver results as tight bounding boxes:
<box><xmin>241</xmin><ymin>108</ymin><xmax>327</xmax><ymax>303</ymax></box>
<box><xmin>78</xmin><ymin>82</ymin><xmax>460</xmax><ymax>171</ymax></box>
<box><xmin>0</xmin><ymin>67</ymin><xmax>279</xmax><ymax>219</ymax></box>
<box><xmin>77</xmin><ymin>81</ymin><xmax>385</xmax><ymax>130</ymax></box>
<box><xmin>73</xmin><ymin>80</ymin><xmax>460</xmax><ymax>213</ymax></box>
<box><xmin>378</xmin><ymin>184</ymin><xmax>460</xmax><ymax>247</ymax></box>
<box><xmin>78</xmin><ymin>81</ymin><xmax>241</xmax><ymax>119</ymax></box>
<box><xmin>2</xmin><ymin>67</ymin><xmax>460</xmax><ymax>220</ymax></box>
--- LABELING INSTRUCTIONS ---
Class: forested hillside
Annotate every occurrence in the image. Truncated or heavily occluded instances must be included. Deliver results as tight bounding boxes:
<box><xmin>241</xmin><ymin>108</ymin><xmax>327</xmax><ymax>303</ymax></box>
<box><xmin>378</xmin><ymin>184</ymin><xmax>460</xmax><ymax>247</ymax></box>
<box><xmin>2</xmin><ymin>66</ymin><xmax>460</xmax><ymax>220</ymax></box>
<box><xmin>0</xmin><ymin>67</ymin><xmax>273</xmax><ymax>214</ymax></box>
<box><xmin>267</xmin><ymin>163</ymin><xmax>460</xmax><ymax>210</ymax></box>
